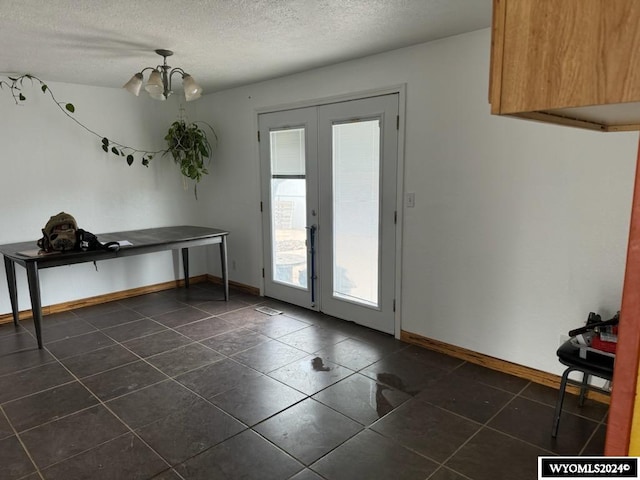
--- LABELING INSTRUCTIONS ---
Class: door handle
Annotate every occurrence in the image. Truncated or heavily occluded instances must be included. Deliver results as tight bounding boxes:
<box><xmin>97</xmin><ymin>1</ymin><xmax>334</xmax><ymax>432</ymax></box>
<box><xmin>306</xmin><ymin>224</ymin><xmax>317</xmax><ymax>304</ymax></box>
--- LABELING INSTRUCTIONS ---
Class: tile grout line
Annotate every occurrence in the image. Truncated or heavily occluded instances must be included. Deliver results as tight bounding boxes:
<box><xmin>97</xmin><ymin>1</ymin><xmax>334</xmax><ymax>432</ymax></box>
<box><xmin>424</xmin><ymin>366</ymin><xmax>607</xmax><ymax>459</ymax></box>
<box><xmin>478</xmin><ymin>383</ymin><xmax>602</xmax><ymax>457</ymax></box>
<box><xmin>139</xmin><ymin>307</ymin><xmax>400</xmax><ymax>475</ymax></box>
<box><xmin>11</xmin><ymin>301</ymin><xmax>227</xmax><ymax>473</ymax></box>
<box><xmin>0</xmin><ymin>378</ymin><xmax>80</xmax><ymax>409</ymax></box>
<box><xmin>270</xmin><ymin>354</ymin><xmax>468</xmax><ymax>476</ymax></box>
<box><xmin>5</xmin><ymin>291</ymin><xmax>546</xmax><ymax>479</ymax></box>
<box><xmin>61</xmin><ymin>300</ymin><xmax>320</xmax><ymax>411</ymax></box>
<box><xmin>0</xmin><ymin>403</ymin><xmax>43</xmax><ymax>479</ymax></box>
<box><xmin>0</xmin><ymin>289</ymin><xmax>257</xmax><ymax>476</ymax></box>
<box><xmin>578</xmin><ymin>412</ymin><xmax>609</xmax><ymax>456</ymax></box>
<box><xmin>425</xmin><ymin>466</ymin><xmax>475</xmax><ymax>480</ymax></box>
<box><xmin>107</xmin><ymin>330</ymin><xmax>316</xmax><ymax>477</ymax></box>
<box><xmin>513</xmin><ymin>389</ymin><xmax>608</xmax><ymax>423</ymax></box>
<box><xmin>26</xmin><ymin>345</ymin><xmax>175</xmax><ymax>476</ymax></box>
<box><xmin>17</xmin><ymin>331</ymin><xmax>177</xmax><ymax>469</ymax></box>
<box><xmin>425</xmin><ymin>379</ymin><xmax>538</xmax><ymax>473</ymax></box>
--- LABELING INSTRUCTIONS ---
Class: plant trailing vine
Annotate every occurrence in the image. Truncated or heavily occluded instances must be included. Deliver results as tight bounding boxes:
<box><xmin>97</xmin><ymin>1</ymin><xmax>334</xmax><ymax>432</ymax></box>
<box><xmin>0</xmin><ymin>74</ymin><xmax>216</xmax><ymax>197</ymax></box>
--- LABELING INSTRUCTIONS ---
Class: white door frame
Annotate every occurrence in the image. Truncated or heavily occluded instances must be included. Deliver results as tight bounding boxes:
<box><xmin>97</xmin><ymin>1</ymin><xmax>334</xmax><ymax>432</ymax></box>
<box><xmin>255</xmin><ymin>85</ymin><xmax>407</xmax><ymax>338</ymax></box>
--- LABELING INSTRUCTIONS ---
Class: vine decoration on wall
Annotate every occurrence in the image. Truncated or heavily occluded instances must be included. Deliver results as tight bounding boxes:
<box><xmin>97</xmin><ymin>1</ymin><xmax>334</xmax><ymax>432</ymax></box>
<box><xmin>0</xmin><ymin>74</ymin><xmax>217</xmax><ymax>197</ymax></box>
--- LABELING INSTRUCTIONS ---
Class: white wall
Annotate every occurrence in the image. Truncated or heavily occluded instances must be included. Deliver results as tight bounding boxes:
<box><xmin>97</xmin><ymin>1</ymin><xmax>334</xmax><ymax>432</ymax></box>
<box><xmin>0</xmin><ymin>81</ymin><xmax>206</xmax><ymax>312</ymax></box>
<box><xmin>194</xmin><ymin>28</ymin><xmax>638</xmax><ymax>375</ymax></box>
<box><xmin>1</xmin><ymin>29</ymin><xmax>635</xmax><ymax>376</ymax></box>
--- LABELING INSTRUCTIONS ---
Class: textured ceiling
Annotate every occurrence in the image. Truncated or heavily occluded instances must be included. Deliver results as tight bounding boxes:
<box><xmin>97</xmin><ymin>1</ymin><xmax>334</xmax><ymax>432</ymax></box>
<box><xmin>0</xmin><ymin>0</ymin><xmax>491</xmax><ymax>95</ymax></box>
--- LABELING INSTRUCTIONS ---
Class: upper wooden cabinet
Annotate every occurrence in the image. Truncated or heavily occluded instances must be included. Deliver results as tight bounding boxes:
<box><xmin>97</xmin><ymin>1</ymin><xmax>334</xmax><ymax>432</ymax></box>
<box><xmin>489</xmin><ymin>0</ymin><xmax>640</xmax><ymax>131</ymax></box>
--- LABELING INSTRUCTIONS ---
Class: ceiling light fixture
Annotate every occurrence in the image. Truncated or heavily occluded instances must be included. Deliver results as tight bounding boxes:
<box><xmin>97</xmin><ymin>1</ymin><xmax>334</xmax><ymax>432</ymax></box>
<box><xmin>123</xmin><ymin>49</ymin><xmax>202</xmax><ymax>102</ymax></box>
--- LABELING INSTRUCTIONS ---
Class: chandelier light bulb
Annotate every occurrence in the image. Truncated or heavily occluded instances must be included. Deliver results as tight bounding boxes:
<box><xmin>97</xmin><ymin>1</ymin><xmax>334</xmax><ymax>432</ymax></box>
<box><xmin>124</xmin><ymin>50</ymin><xmax>203</xmax><ymax>101</ymax></box>
<box><xmin>182</xmin><ymin>74</ymin><xmax>203</xmax><ymax>102</ymax></box>
<box><xmin>122</xmin><ymin>73</ymin><xmax>143</xmax><ymax>96</ymax></box>
<box><xmin>144</xmin><ymin>70</ymin><xmax>164</xmax><ymax>95</ymax></box>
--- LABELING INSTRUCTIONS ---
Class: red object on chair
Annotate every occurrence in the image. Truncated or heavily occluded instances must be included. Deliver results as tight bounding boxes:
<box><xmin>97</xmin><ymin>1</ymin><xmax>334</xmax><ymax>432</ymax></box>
<box><xmin>591</xmin><ymin>336</ymin><xmax>617</xmax><ymax>354</ymax></box>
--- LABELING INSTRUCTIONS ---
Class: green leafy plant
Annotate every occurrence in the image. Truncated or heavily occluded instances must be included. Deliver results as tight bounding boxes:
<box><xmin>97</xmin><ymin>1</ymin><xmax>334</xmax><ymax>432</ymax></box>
<box><xmin>1</xmin><ymin>74</ymin><xmax>217</xmax><ymax>197</ymax></box>
<box><xmin>164</xmin><ymin>120</ymin><xmax>218</xmax><ymax>198</ymax></box>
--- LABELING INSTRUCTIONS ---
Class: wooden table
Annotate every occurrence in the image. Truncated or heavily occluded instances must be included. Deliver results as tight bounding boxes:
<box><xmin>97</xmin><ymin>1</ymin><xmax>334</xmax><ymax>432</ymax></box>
<box><xmin>0</xmin><ymin>226</ymin><xmax>229</xmax><ymax>348</ymax></box>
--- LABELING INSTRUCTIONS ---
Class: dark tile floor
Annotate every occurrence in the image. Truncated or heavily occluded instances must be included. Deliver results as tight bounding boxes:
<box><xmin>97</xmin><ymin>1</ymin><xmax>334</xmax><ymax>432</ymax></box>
<box><xmin>0</xmin><ymin>283</ymin><xmax>608</xmax><ymax>480</ymax></box>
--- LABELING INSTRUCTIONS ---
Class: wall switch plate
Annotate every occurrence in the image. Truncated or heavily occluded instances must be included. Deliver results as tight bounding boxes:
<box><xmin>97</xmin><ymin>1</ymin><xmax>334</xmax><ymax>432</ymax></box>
<box><xmin>406</xmin><ymin>192</ymin><xmax>415</xmax><ymax>208</ymax></box>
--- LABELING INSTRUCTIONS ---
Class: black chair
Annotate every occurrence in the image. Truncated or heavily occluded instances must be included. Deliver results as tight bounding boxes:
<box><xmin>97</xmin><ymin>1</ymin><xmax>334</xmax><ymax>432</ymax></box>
<box><xmin>552</xmin><ymin>339</ymin><xmax>614</xmax><ymax>438</ymax></box>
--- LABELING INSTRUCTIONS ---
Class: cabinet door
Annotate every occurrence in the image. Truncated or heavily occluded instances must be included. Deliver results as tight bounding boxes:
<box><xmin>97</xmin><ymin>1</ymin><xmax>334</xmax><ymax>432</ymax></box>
<box><xmin>490</xmin><ymin>0</ymin><xmax>640</xmax><ymax>115</ymax></box>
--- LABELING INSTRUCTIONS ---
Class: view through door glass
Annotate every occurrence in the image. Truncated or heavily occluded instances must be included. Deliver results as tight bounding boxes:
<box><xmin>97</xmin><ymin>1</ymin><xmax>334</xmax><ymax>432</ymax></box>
<box><xmin>270</xmin><ymin>128</ymin><xmax>307</xmax><ymax>289</ymax></box>
<box><xmin>332</xmin><ymin>120</ymin><xmax>380</xmax><ymax>307</ymax></box>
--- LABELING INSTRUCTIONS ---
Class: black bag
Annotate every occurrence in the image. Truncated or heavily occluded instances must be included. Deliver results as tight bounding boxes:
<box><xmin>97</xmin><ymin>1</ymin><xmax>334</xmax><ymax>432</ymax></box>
<box><xmin>77</xmin><ymin>229</ymin><xmax>120</xmax><ymax>252</ymax></box>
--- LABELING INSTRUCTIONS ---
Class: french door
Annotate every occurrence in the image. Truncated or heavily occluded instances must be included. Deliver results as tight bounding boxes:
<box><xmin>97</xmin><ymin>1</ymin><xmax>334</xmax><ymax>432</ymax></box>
<box><xmin>259</xmin><ymin>94</ymin><xmax>399</xmax><ymax>334</ymax></box>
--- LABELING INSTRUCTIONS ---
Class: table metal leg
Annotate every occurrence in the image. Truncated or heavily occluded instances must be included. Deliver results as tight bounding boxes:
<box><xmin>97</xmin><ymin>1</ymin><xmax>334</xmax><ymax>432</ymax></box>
<box><xmin>25</xmin><ymin>263</ymin><xmax>43</xmax><ymax>349</ymax></box>
<box><xmin>221</xmin><ymin>236</ymin><xmax>229</xmax><ymax>301</ymax></box>
<box><xmin>3</xmin><ymin>256</ymin><xmax>19</xmax><ymax>326</ymax></box>
<box><xmin>181</xmin><ymin>248</ymin><xmax>190</xmax><ymax>289</ymax></box>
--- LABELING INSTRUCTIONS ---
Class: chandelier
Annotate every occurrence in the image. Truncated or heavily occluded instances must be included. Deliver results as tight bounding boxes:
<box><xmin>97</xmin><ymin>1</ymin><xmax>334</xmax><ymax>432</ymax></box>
<box><xmin>123</xmin><ymin>49</ymin><xmax>202</xmax><ymax>102</ymax></box>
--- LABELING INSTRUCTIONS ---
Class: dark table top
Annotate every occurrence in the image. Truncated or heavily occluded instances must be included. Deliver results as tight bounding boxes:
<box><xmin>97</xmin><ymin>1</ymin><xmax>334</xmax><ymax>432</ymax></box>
<box><xmin>0</xmin><ymin>225</ymin><xmax>228</xmax><ymax>268</ymax></box>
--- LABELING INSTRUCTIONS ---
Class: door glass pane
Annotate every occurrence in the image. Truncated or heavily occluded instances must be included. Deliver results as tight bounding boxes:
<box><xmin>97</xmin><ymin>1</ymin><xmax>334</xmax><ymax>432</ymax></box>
<box><xmin>270</xmin><ymin>129</ymin><xmax>308</xmax><ymax>289</ymax></box>
<box><xmin>332</xmin><ymin>120</ymin><xmax>380</xmax><ymax>307</ymax></box>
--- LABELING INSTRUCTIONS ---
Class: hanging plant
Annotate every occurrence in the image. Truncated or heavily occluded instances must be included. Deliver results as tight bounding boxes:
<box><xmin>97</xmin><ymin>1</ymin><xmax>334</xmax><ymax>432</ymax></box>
<box><xmin>1</xmin><ymin>74</ymin><xmax>217</xmax><ymax>198</ymax></box>
<box><xmin>164</xmin><ymin>120</ymin><xmax>218</xmax><ymax>198</ymax></box>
